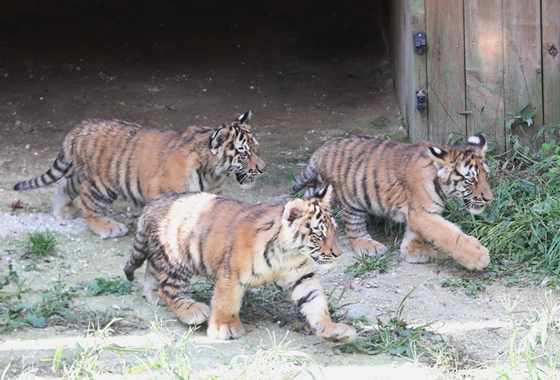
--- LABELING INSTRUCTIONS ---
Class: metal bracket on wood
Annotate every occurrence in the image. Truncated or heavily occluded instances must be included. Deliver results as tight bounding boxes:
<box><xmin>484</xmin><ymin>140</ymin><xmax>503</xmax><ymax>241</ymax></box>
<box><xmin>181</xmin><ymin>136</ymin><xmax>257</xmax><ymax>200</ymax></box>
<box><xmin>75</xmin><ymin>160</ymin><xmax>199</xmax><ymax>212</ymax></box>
<box><xmin>416</xmin><ymin>90</ymin><xmax>427</xmax><ymax>110</ymax></box>
<box><xmin>414</xmin><ymin>31</ymin><xmax>427</xmax><ymax>55</ymax></box>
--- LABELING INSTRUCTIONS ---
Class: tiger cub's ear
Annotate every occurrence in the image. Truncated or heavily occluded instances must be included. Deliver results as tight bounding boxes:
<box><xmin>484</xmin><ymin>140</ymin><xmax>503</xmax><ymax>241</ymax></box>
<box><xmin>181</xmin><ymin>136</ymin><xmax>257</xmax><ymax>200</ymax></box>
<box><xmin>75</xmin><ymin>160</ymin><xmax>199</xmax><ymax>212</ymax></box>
<box><xmin>283</xmin><ymin>199</ymin><xmax>308</xmax><ymax>227</ymax></box>
<box><xmin>237</xmin><ymin>110</ymin><xmax>252</xmax><ymax>124</ymax></box>
<box><xmin>467</xmin><ymin>133</ymin><xmax>488</xmax><ymax>154</ymax></box>
<box><xmin>426</xmin><ymin>146</ymin><xmax>450</xmax><ymax>168</ymax></box>
<box><xmin>210</xmin><ymin>127</ymin><xmax>232</xmax><ymax>155</ymax></box>
<box><xmin>314</xmin><ymin>185</ymin><xmax>334</xmax><ymax>205</ymax></box>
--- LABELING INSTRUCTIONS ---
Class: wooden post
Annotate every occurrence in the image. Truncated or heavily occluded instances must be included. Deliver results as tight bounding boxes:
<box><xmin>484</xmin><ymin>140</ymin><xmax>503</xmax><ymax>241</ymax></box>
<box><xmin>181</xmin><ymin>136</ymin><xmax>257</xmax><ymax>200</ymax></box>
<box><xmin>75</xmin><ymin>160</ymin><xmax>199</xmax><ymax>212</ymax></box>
<box><xmin>542</xmin><ymin>0</ymin><xmax>560</xmax><ymax>130</ymax></box>
<box><xmin>464</xmin><ymin>0</ymin><xmax>505</xmax><ymax>152</ymax></box>
<box><xmin>503</xmin><ymin>0</ymin><xmax>543</xmax><ymax>147</ymax></box>
<box><xmin>410</xmin><ymin>0</ymin><xmax>429</xmax><ymax>142</ymax></box>
<box><xmin>425</xmin><ymin>0</ymin><xmax>466</xmax><ymax>145</ymax></box>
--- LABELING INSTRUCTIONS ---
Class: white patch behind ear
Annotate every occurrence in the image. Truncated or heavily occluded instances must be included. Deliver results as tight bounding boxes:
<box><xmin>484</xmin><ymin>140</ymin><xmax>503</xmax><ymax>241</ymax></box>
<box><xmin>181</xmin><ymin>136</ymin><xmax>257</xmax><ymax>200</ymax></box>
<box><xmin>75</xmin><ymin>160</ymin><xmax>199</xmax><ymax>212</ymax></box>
<box><xmin>426</xmin><ymin>146</ymin><xmax>449</xmax><ymax>166</ymax></box>
<box><xmin>467</xmin><ymin>135</ymin><xmax>481</xmax><ymax>146</ymax></box>
<box><xmin>237</xmin><ymin>110</ymin><xmax>252</xmax><ymax>123</ymax></box>
<box><xmin>318</xmin><ymin>185</ymin><xmax>334</xmax><ymax>205</ymax></box>
<box><xmin>430</xmin><ymin>147</ymin><xmax>443</xmax><ymax>156</ymax></box>
<box><xmin>426</xmin><ymin>146</ymin><xmax>452</xmax><ymax>177</ymax></box>
<box><xmin>467</xmin><ymin>133</ymin><xmax>487</xmax><ymax>153</ymax></box>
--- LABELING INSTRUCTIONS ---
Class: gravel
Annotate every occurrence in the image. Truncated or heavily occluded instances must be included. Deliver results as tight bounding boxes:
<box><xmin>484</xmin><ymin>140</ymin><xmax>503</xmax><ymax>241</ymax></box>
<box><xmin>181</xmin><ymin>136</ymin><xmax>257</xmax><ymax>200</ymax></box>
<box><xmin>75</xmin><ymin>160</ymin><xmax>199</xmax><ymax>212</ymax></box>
<box><xmin>0</xmin><ymin>212</ymin><xmax>88</xmax><ymax>238</ymax></box>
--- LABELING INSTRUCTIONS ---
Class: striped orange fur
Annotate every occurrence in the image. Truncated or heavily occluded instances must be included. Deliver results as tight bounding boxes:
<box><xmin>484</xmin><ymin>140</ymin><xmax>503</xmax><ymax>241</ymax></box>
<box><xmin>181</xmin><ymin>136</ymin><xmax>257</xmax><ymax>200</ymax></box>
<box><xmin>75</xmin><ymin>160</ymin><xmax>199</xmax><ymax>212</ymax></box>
<box><xmin>123</xmin><ymin>187</ymin><xmax>355</xmax><ymax>342</ymax></box>
<box><xmin>293</xmin><ymin>134</ymin><xmax>493</xmax><ymax>270</ymax></box>
<box><xmin>14</xmin><ymin>111</ymin><xmax>265</xmax><ymax>238</ymax></box>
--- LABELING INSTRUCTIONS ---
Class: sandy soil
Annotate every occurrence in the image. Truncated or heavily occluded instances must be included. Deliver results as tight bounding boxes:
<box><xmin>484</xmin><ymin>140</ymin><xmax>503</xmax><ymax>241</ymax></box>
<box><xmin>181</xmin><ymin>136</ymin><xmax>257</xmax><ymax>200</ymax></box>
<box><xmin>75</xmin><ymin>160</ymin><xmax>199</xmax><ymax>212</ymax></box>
<box><xmin>0</xmin><ymin>1</ymin><xmax>554</xmax><ymax>379</ymax></box>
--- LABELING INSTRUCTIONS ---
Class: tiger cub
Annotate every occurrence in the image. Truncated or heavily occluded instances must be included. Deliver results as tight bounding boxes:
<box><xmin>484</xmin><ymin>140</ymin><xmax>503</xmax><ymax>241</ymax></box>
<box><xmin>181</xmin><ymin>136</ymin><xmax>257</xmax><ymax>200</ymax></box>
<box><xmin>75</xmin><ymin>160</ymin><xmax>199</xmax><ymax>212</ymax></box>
<box><xmin>123</xmin><ymin>186</ymin><xmax>356</xmax><ymax>343</ymax></box>
<box><xmin>293</xmin><ymin>134</ymin><xmax>493</xmax><ymax>270</ymax></box>
<box><xmin>13</xmin><ymin>111</ymin><xmax>265</xmax><ymax>238</ymax></box>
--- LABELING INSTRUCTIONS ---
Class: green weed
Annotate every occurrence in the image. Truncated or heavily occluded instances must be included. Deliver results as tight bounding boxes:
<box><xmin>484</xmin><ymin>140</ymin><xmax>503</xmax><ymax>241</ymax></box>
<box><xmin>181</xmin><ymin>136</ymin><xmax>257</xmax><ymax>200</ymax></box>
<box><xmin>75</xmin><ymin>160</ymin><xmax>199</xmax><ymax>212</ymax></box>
<box><xmin>287</xmin><ymin>171</ymin><xmax>306</xmax><ymax>197</ymax></box>
<box><xmin>440</xmin><ymin>275</ymin><xmax>494</xmax><ymax>297</ymax></box>
<box><xmin>50</xmin><ymin>318</ymin><xmax>138</xmax><ymax>379</ymax></box>
<box><xmin>0</xmin><ymin>281</ymin><xmax>77</xmax><ymax>330</ymax></box>
<box><xmin>45</xmin><ymin>313</ymin><xmax>315</xmax><ymax>380</ymax></box>
<box><xmin>83</xmin><ymin>277</ymin><xmax>133</xmax><ymax>296</ymax></box>
<box><xmin>25</xmin><ymin>230</ymin><xmax>58</xmax><ymax>257</ymax></box>
<box><xmin>338</xmin><ymin>290</ymin><xmax>440</xmax><ymax>358</ymax></box>
<box><xmin>0</xmin><ymin>270</ymin><xmax>118</xmax><ymax>332</ymax></box>
<box><xmin>0</xmin><ymin>264</ymin><xmax>24</xmax><ymax>294</ymax></box>
<box><xmin>498</xmin><ymin>292</ymin><xmax>560</xmax><ymax>379</ymax></box>
<box><xmin>345</xmin><ymin>249</ymin><xmax>392</xmax><ymax>278</ymax></box>
<box><xmin>128</xmin><ymin>316</ymin><xmax>196</xmax><ymax>379</ymax></box>
<box><xmin>208</xmin><ymin>332</ymin><xmax>316</xmax><ymax>380</ymax></box>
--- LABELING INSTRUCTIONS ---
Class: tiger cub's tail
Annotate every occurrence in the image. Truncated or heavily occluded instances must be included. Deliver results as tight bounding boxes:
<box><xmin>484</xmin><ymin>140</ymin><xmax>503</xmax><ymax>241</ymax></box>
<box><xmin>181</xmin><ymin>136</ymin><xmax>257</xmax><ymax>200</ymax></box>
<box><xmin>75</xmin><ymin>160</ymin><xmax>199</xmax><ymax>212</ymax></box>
<box><xmin>293</xmin><ymin>155</ymin><xmax>324</xmax><ymax>198</ymax></box>
<box><xmin>123</xmin><ymin>215</ymin><xmax>151</xmax><ymax>281</ymax></box>
<box><xmin>14</xmin><ymin>149</ymin><xmax>73</xmax><ymax>191</ymax></box>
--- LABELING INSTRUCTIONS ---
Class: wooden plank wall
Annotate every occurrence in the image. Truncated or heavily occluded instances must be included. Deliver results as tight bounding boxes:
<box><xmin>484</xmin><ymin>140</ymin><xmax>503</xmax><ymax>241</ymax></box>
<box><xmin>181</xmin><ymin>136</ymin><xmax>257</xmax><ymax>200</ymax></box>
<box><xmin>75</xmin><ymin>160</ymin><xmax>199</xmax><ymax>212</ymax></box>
<box><xmin>388</xmin><ymin>0</ymin><xmax>428</xmax><ymax>141</ymax></box>
<box><xmin>503</xmin><ymin>0</ymin><xmax>543</xmax><ymax>147</ymax></box>
<box><xmin>542</xmin><ymin>0</ymin><xmax>560</xmax><ymax>131</ymax></box>
<box><xmin>464</xmin><ymin>0</ymin><xmax>505</xmax><ymax>151</ymax></box>
<box><xmin>411</xmin><ymin>0</ymin><xmax>428</xmax><ymax>141</ymax></box>
<box><xmin>393</xmin><ymin>0</ymin><xmax>560</xmax><ymax>152</ymax></box>
<box><xmin>388</xmin><ymin>0</ymin><xmax>408</xmax><ymax>137</ymax></box>
<box><xmin>425</xmin><ymin>0</ymin><xmax>465</xmax><ymax>145</ymax></box>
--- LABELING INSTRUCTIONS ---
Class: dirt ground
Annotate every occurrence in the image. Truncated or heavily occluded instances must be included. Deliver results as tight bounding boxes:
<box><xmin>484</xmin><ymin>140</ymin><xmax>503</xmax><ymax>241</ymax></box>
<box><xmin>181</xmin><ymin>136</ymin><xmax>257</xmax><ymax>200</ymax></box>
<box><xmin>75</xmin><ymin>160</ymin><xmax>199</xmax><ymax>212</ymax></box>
<box><xmin>0</xmin><ymin>1</ymin><xmax>554</xmax><ymax>379</ymax></box>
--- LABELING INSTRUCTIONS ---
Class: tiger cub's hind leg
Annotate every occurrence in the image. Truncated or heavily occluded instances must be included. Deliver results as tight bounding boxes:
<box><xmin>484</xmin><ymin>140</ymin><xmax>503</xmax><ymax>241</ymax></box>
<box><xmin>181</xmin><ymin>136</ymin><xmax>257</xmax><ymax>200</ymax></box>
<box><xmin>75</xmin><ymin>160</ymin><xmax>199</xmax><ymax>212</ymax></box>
<box><xmin>342</xmin><ymin>209</ymin><xmax>387</xmax><ymax>256</ymax></box>
<box><xmin>78</xmin><ymin>182</ymin><xmax>128</xmax><ymax>238</ymax></box>
<box><xmin>53</xmin><ymin>170</ymin><xmax>81</xmax><ymax>220</ymax></box>
<box><xmin>142</xmin><ymin>262</ymin><xmax>165</xmax><ymax>306</ymax></box>
<box><xmin>400</xmin><ymin>226</ymin><xmax>437</xmax><ymax>264</ymax></box>
<box><xmin>159</xmin><ymin>271</ymin><xmax>211</xmax><ymax>326</ymax></box>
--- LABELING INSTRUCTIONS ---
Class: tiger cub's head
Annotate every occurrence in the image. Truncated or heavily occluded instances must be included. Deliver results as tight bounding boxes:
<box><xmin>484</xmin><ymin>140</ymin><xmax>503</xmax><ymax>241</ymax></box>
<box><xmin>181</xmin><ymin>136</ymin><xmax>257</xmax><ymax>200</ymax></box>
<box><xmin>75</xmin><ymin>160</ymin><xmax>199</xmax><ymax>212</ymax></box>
<box><xmin>428</xmin><ymin>134</ymin><xmax>493</xmax><ymax>215</ymax></box>
<box><xmin>282</xmin><ymin>186</ymin><xmax>342</xmax><ymax>268</ymax></box>
<box><xmin>210</xmin><ymin>111</ymin><xmax>266</xmax><ymax>188</ymax></box>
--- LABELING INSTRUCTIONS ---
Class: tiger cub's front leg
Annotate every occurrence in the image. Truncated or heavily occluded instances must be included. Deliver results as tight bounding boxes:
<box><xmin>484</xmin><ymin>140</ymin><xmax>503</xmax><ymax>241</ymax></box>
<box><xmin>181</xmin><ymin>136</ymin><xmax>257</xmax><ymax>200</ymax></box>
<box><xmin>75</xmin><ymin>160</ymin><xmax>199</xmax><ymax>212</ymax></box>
<box><xmin>207</xmin><ymin>276</ymin><xmax>246</xmax><ymax>340</ymax></box>
<box><xmin>408</xmin><ymin>213</ymin><xmax>490</xmax><ymax>270</ymax></box>
<box><xmin>287</xmin><ymin>272</ymin><xmax>356</xmax><ymax>343</ymax></box>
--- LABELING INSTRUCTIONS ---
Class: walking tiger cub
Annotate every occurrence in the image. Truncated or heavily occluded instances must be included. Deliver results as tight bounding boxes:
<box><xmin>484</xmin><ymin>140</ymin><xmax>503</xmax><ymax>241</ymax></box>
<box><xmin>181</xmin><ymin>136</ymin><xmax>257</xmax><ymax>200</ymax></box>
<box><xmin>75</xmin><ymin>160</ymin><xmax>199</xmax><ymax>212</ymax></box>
<box><xmin>14</xmin><ymin>111</ymin><xmax>265</xmax><ymax>238</ymax></box>
<box><xmin>123</xmin><ymin>187</ymin><xmax>356</xmax><ymax>343</ymax></box>
<box><xmin>293</xmin><ymin>134</ymin><xmax>493</xmax><ymax>270</ymax></box>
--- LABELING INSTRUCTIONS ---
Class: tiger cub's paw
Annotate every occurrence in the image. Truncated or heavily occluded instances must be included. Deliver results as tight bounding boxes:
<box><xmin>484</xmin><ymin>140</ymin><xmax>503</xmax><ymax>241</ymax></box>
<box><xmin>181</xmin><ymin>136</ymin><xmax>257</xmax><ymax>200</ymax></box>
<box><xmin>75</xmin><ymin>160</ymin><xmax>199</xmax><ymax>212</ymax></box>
<box><xmin>87</xmin><ymin>217</ymin><xmax>129</xmax><ymax>238</ymax></box>
<box><xmin>400</xmin><ymin>240</ymin><xmax>437</xmax><ymax>264</ymax></box>
<box><xmin>455</xmin><ymin>236</ymin><xmax>490</xmax><ymax>271</ymax></box>
<box><xmin>143</xmin><ymin>286</ymin><xmax>166</xmax><ymax>306</ymax></box>
<box><xmin>53</xmin><ymin>204</ymin><xmax>80</xmax><ymax>220</ymax></box>
<box><xmin>319</xmin><ymin>322</ymin><xmax>356</xmax><ymax>343</ymax></box>
<box><xmin>207</xmin><ymin>318</ymin><xmax>246</xmax><ymax>340</ymax></box>
<box><xmin>350</xmin><ymin>237</ymin><xmax>387</xmax><ymax>257</ymax></box>
<box><xmin>176</xmin><ymin>302</ymin><xmax>211</xmax><ymax>325</ymax></box>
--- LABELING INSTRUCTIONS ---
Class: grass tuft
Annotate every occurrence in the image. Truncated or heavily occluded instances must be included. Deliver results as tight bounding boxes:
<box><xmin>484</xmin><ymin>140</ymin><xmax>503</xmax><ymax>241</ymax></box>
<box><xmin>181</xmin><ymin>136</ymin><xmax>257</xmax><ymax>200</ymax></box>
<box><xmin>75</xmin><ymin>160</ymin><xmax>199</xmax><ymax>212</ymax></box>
<box><xmin>208</xmin><ymin>332</ymin><xmax>316</xmax><ymax>380</ymax></box>
<box><xmin>339</xmin><ymin>291</ymin><xmax>436</xmax><ymax>357</ymax></box>
<box><xmin>498</xmin><ymin>292</ymin><xmax>560</xmax><ymax>379</ymax></box>
<box><xmin>25</xmin><ymin>230</ymin><xmax>58</xmax><ymax>257</ymax></box>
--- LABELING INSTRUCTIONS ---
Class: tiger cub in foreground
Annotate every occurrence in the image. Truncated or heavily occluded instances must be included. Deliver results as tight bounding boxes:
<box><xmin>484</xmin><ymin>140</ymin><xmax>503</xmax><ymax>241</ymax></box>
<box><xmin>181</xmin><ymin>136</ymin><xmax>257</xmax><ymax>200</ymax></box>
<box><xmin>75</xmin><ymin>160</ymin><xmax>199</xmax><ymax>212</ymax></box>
<box><xmin>293</xmin><ymin>134</ymin><xmax>493</xmax><ymax>270</ymax></box>
<box><xmin>14</xmin><ymin>111</ymin><xmax>265</xmax><ymax>238</ymax></box>
<box><xmin>123</xmin><ymin>187</ymin><xmax>356</xmax><ymax>343</ymax></box>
